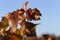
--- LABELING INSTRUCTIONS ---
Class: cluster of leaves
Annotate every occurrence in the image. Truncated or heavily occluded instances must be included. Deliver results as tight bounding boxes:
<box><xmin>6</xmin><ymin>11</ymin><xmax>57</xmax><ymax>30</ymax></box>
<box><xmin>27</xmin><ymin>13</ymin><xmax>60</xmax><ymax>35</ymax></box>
<box><xmin>0</xmin><ymin>2</ymin><xmax>42</xmax><ymax>40</ymax></box>
<box><xmin>0</xmin><ymin>22</ymin><xmax>38</xmax><ymax>40</ymax></box>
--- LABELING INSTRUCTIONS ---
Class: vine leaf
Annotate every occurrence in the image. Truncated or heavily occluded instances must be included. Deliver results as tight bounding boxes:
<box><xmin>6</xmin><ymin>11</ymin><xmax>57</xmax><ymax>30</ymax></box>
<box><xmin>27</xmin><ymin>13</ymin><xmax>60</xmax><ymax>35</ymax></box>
<box><xmin>25</xmin><ymin>21</ymin><xmax>38</xmax><ymax>36</ymax></box>
<box><xmin>26</xmin><ymin>8</ymin><xmax>42</xmax><ymax>21</ymax></box>
<box><xmin>0</xmin><ymin>17</ymin><xmax>9</xmax><ymax>30</ymax></box>
<box><xmin>32</xmin><ymin>8</ymin><xmax>42</xmax><ymax>20</ymax></box>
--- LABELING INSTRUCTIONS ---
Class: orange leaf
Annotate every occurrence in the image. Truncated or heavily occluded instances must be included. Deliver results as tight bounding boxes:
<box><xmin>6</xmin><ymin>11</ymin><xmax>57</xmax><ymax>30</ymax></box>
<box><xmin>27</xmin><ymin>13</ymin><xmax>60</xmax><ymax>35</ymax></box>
<box><xmin>11</xmin><ymin>35</ymin><xmax>19</xmax><ymax>40</ymax></box>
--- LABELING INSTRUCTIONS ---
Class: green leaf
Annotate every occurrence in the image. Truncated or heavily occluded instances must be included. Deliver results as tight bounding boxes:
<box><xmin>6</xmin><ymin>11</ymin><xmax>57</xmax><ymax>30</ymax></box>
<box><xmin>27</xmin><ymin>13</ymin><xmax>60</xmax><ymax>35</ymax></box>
<box><xmin>0</xmin><ymin>17</ymin><xmax>8</xmax><ymax>30</ymax></box>
<box><xmin>25</xmin><ymin>21</ymin><xmax>37</xmax><ymax>30</ymax></box>
<box><xmin>4</xmin><ymin>33</ymin><xmax>11</xmax><ymax>40</ymax></box>
<box><xmin>25</xmin><ymin>21</ymin><xmax>38</xmax><ymax>36</ymax></box>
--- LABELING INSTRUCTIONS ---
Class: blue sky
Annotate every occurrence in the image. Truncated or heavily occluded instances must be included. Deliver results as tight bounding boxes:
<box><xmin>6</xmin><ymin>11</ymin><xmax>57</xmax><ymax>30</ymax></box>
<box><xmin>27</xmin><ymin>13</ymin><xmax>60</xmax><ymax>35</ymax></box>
<box><xmin>0</xmin><ymin>0</ymin><xmax>60</xmax><ymax>37</ymax></box>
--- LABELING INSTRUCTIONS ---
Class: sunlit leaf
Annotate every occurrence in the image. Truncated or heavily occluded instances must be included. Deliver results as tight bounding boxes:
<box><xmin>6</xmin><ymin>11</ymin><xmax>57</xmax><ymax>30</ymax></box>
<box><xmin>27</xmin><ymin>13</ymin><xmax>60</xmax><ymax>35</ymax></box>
<box><xmin>32</xmin><ymin>8</ymin><xmax>42</xmax><ymax>20</ymax></box>
<box><xmin>15</xmin><ymin>28</ymin><xmax>24</xmax><ymax>37</ymax></box>
<box><xmin>5</xmin><ymin>12</ymin><xmax>19</xmax><ymax>33</ymax></box>
<box><xmin>26</xmin><ymin>8</ymin><xmax>42</xmax><ymax>21</ymax></box>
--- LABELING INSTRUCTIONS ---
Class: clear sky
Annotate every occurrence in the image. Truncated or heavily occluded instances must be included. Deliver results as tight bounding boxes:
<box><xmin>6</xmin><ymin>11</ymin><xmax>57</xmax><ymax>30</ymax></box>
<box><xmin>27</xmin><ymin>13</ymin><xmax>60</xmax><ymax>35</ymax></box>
<box><xmin>0</xmin><ymin>0</ymin><xmax>60</xmax><ymax>37</ymax></box>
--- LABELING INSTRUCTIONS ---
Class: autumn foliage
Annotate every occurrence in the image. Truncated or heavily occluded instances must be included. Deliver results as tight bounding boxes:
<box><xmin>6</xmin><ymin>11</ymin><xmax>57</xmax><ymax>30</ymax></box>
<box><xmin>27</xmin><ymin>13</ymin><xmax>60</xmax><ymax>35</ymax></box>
<box><xmin>0</xmin><ymin>2</ymin><xmax>42</xmax><ymax>40</ymax></box>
